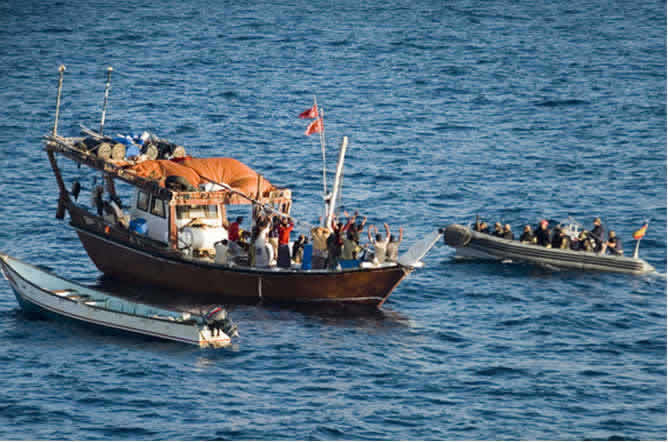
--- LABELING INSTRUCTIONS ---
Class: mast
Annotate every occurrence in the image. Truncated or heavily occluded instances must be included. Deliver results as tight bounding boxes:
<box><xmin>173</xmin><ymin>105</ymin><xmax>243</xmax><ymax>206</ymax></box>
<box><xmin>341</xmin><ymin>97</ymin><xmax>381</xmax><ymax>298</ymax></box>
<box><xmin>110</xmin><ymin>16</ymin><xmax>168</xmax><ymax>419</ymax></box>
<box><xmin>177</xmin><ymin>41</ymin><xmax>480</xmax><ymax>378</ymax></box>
<box><xmin>325</xmin><ymin>136</ymin><xmax>348</xmax><ymax>229</ymax></box>
<box><xmin>99</xmin><ymin>67</ymin><xmax>113</xmax><ymax>136</ymax></box>
<box><xmin>49</xmin><ymin>65</ymin><xmax>71</xmax><ymax>219</ymax></box>
<box><xmin>52</xmin><ymin>65</ymin><xmax>66</xmax><ymax>136</ymax></box>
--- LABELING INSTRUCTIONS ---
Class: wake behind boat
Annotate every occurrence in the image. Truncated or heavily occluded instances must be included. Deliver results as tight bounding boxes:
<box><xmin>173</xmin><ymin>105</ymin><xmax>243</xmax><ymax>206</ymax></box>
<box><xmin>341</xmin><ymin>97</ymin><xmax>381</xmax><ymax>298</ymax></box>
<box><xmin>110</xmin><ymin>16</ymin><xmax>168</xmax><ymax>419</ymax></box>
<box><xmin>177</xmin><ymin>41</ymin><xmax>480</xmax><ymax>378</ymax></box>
<box><xmin>443</xmin><ymin>223</ymin><xmax>654</xmax><ymax>275</ymax></box>
<box><xmin>0</xmin><ymin>253</ymin><xmax>238</xmax><ymax>347</ymax></box>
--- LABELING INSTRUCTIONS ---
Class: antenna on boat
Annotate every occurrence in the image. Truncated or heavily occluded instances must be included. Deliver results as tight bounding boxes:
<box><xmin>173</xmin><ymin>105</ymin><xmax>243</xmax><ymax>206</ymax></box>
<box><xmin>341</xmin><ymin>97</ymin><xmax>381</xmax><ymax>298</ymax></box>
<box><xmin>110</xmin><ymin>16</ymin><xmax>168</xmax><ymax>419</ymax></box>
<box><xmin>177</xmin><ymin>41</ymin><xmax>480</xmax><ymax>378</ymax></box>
<box><xmin>325</xmin><ymin>136</ymin><xmax>348</xmax><ymax>229</ymax></box>
<box><xmin>52</xmin><ymin>65</ymin><xmax>66</xmax><ymax>136</ymax></box>
<box><xmin>99</xmin><ymin>66</ymin><xmax>113</xmax><ymax>136</ymax></box>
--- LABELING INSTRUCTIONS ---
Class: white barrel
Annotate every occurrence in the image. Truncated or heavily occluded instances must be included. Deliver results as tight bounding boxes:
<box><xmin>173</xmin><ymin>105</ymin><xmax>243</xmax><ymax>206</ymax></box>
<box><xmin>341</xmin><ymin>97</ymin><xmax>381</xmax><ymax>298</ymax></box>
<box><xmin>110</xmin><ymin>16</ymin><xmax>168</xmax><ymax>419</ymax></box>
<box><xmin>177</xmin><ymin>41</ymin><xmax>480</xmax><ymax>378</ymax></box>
<box><xmin>182</xmin><ymin>226</ymin><xmax>228</xmax><ymax>250</ymax></box>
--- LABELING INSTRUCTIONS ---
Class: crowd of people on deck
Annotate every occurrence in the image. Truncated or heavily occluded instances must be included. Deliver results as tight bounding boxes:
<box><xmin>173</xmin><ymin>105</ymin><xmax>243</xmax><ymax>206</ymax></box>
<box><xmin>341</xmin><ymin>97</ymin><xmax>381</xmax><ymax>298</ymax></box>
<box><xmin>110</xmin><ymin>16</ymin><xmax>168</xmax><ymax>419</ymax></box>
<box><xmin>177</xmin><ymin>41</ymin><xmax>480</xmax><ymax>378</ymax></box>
<box><xmin>214</xmin><ymin>209</ymin><xmax>404</xmax><ymax>269</ymax></box>
<box><xmin>473</xmin><ymin>217</ymin><xmax>623</xmax><ymax>256</ymax></box>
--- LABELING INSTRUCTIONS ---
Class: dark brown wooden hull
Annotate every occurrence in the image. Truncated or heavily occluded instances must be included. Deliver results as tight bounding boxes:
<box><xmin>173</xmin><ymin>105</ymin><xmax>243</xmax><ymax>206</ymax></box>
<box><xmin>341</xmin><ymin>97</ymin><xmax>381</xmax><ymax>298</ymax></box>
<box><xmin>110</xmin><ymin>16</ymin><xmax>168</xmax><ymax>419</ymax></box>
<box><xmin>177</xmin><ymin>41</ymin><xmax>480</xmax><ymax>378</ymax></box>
<box><xmin>69</xmin><ymin>207</ymin><xmax>410</xmax><ymax>307</ymax></box>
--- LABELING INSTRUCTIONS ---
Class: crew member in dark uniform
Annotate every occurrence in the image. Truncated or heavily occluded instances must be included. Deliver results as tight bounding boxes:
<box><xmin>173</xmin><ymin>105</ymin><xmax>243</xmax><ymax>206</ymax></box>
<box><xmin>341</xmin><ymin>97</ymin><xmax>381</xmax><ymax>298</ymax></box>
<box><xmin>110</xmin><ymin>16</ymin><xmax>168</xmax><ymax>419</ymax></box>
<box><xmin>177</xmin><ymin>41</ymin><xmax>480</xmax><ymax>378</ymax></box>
<box><xmin>502</xmin><ymin>224</ymin><xmax>514</xmax><ymax>240</ymax></box>
<box><xmin>590</xmin><ymin>217</ymin><xmax>605</xmax><ymax>252</ymax></box>
<box><xmin>551</xmin><ymin>226</ymin><xmax>563</xmax><ymax>249</ymax></box>
<box><xmin>605</xmin><ymin>230</ymin><xmax>623</xmax><ymax>256</ymax></box>
<box><xmin>476</xmin><ymin>221</ymin><xmax>490</xmax><ymax>235</ymax></box>
<box><xmin>536</xmin><ymin>220</ymin><xmax>551</xmax><ymax>247</ymax></box>
<box><xmin>492</xmin><ymin>222</ymin><xmax>504</xmax><ymax>237</ymax></box>
<box><xmin>519</xmin><ymin>225</ymin><xmax>536</xmax><ymax>244</ymax></box>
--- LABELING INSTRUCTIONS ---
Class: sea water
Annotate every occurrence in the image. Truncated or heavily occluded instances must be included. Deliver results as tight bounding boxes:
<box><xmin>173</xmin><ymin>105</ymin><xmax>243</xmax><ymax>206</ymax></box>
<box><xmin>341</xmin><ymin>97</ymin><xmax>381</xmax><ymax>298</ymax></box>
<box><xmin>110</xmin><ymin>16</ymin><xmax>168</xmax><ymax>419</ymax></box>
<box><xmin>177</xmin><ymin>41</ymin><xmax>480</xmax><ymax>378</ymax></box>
<box><xmin>0</xmin><ymin>0</ymin><xmax>665</xmax><ymax>439</ymax></box>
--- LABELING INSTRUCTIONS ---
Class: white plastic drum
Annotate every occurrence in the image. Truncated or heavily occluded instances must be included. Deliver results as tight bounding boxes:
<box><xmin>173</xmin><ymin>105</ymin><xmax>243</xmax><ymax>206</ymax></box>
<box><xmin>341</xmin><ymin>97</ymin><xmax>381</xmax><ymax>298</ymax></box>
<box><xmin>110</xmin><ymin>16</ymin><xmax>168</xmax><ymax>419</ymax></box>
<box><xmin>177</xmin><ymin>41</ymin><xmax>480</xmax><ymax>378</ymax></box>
<box><xmin>182</xmin><ymin>226</ymin><xmax>228</xmax><ymax>250</ymax></box>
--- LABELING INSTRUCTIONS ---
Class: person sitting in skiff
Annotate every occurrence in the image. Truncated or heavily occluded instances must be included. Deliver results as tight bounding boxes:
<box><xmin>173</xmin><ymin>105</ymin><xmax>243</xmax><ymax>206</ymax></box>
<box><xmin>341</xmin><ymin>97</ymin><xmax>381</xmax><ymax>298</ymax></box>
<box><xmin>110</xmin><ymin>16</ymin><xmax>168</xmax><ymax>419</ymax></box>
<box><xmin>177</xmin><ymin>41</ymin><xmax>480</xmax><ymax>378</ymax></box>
<box><xmin>536</xmin><ymin>220</ymin><xmax>551</xmax><ymax>247</ymax></box>
<box><xmin>551</xmin><ymin>226</ymin><xmax>569</xmax><ymax>249</ymax></box>
<box><xmin>474</xmin><ymin>217</ymin><xmax>485</xmax><ymax>233</ymax></box>
<box><xmin>492</xmin><ymin>222</ymin><xmax>504</xmax><ymax>237</ymax></box>
<box><xmin>605</xmin><ymin>230</ymin><xmax>623</xmax><ymax>256</ymax></box>
<box><xmin>519</xmin><ymin>225</ymin><xmax>536</xmax><ymax>244</ymax></box>
<box><xmin>474</xmin><ymin>218</ymin><xmax>489</xmax><ymax>234</ymax></box>
<box><xmin>557</xmin><ymin>227</ymin><xmax>571</xmax><ymax>249</ymax></box>
<box><xmin>501</xmin><ymin>224</ymin><xmax>514</xmax><ymax>240</ymax></box>
<box><xmin>571</xmin><ymin>231</ymin><xmax>594</xmax><ymax>252</ymax></box>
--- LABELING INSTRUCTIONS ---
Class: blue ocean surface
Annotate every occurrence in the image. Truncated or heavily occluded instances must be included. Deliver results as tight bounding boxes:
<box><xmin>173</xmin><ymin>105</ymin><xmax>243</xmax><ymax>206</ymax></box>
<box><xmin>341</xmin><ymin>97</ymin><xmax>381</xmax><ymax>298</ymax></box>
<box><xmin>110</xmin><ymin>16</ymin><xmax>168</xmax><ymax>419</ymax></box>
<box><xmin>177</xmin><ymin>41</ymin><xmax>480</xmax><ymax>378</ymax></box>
<box><xmin>0</xmin><ymin>0</ymin><xmax>665</xmax><ymax>439</ymax></box>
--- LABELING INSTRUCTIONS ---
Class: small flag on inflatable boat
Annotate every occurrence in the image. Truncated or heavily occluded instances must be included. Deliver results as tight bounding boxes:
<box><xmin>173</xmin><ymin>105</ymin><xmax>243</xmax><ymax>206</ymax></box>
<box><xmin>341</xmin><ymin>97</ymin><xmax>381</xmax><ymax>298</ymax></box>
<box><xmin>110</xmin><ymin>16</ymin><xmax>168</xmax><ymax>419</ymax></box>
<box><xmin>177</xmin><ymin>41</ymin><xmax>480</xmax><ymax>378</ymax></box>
<box><xmin>632</xmin><ymin>224</ymin><xmax>648</xmax><ymax>240</ymax></box>
<box><xmin>299</xmin><ymin>104</ymin><xmax>318</xmax><ymax>119</ymax></box>
<box><xmin>305</xmin><ymin>117</ymin><xmax>323</xmax><ymax>135</ymax></box>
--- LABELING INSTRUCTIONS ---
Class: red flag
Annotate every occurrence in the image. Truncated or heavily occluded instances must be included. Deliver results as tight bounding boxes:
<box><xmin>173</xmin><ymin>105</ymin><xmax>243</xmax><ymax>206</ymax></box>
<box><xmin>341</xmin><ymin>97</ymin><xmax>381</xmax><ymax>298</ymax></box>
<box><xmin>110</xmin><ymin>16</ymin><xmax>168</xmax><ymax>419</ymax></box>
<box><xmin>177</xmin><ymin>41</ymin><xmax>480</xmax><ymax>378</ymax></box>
<box><xmin>299</xmin><ymin>104</ymin><xmax>318</xmax><ymax>119</ymax></box>
<box><xmin>305</xmin><ymin>117</ymin><xmax>323</xmax><ymax>136</ymax></box>
<box><xmin>633</xmin><ymin>224</ymin><xmax>648</xmax><ymax>240</ymax></box>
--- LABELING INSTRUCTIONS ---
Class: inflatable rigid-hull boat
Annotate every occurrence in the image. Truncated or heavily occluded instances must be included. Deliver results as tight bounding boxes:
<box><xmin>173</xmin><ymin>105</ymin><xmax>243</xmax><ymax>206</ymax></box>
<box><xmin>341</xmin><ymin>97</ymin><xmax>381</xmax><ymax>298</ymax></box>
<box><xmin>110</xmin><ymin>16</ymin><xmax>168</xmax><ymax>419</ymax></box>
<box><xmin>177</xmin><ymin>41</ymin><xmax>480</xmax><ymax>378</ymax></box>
<box><xmin>443</xmin><ymin>224</ymin><xmax>655</xmax><ymax>275</ymax></box>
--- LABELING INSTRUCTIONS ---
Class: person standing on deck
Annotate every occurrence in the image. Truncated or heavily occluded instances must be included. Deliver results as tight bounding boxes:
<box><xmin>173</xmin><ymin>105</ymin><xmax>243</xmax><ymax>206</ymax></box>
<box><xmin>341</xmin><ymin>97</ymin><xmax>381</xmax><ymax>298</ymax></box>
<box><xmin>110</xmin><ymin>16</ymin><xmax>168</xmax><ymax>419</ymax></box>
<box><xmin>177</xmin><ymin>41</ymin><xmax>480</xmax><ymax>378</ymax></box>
<box><xmin>350</xmin><ymin>212</ymin><xmax>367</xmax><ymax>244</ymax></box>
<box><xmin>228</xmin><ymin>216</ymin><xmax>243</xmax><ymax>242</ymax></box>
<box><xmin>277</xmin><ymin>217</ymin><xmax>294</xmax><ymax>268</ymax></box>
<box><xmin>342</xmin><ymin>230</ymin><xmax>360</xmax><ymax>260</ymax></box>
<box><xmin>310</xmin><ymin>224</ymin><xmax>330</xmax><ymax>269</ymax></box>
<box><xmin>254</xmin><ymin>216</ymin><xmax>274</xmax><ymax>267</ymax></box>
<box><xmin>292</xmin><ymin>234</ymin><xmax>307</xmax><ymax>264</ymax></box>
<box><xmin>368</xmin><ymin>223</ymin><xmax>391</xmax><ymax>264</ymax></box>
<box><xmin>326</xmin><ymin>222</ymin><xmax>346</xmax><ymax>269</ymax></box>
<box><xmin>268</xmin><ymin>216</ymin><xmax>280</xmax><ymax>259</ymax></box>
<box><xmin>385</xmin><ymin>227</ymin><xmax>404</xmax><ymax>262</ymax></box>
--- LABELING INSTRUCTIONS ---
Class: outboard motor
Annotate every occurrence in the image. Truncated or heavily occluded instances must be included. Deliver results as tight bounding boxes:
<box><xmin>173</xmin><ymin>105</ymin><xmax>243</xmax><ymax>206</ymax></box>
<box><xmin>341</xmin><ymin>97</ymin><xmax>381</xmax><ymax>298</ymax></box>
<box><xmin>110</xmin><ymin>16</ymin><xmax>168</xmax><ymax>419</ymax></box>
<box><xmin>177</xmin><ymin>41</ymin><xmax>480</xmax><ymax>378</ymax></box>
<box><xmin>204</xmin><ymin>307</ymin><xmax>239</xmax><ymax>338</ymax></box>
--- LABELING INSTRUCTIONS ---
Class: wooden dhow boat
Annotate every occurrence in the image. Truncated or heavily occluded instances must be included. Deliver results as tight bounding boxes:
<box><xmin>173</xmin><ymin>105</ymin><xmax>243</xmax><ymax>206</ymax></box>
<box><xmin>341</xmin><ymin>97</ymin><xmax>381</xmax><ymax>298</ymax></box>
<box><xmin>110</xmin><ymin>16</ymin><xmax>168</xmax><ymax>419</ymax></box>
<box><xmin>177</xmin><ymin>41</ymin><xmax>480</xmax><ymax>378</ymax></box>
<box><xmin>0</xmin><ymin>253</ymin><xmax>238</xmax><ymax>347</ymax></box>
<box><xmin>43</xmin><ymin>66</ymin><xmax>441</xmax><ymax>307</ymax></box>
<box><xmin>443</xmin><ymin>223</ymin><xmax>655</xmax><ymax>275</ymax></box>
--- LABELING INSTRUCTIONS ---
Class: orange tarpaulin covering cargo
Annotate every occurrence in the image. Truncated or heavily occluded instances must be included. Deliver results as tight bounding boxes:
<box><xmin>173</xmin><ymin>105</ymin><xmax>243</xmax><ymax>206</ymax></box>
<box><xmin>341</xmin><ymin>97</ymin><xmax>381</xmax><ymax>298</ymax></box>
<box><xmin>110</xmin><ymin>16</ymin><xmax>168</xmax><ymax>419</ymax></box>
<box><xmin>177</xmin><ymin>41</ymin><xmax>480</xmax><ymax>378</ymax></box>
<box><xmin>125</xmin><ymin>158</ymin><xmax>275</xmax><ymax>202</ymax></box>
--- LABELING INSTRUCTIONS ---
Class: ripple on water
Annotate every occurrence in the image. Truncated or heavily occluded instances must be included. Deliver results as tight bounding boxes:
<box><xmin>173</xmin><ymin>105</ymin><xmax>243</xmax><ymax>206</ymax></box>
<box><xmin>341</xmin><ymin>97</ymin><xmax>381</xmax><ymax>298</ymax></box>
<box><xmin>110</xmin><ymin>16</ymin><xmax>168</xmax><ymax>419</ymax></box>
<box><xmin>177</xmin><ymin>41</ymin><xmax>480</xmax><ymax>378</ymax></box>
<box><xmin>0</xmin><ymin>0</ymin><xmax>665</xmax><ymax>440</ymax></box>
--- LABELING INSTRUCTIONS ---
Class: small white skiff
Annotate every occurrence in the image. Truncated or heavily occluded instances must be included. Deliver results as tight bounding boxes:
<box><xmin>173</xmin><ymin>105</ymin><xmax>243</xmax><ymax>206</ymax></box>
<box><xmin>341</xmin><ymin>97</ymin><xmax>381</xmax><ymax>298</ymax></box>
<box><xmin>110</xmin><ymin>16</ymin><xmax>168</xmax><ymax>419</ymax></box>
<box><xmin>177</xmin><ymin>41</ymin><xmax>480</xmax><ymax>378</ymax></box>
<box><xmin>0</xmin><ymin>253</ymin><xmax>237</xmax><ymax>347</ymax></box>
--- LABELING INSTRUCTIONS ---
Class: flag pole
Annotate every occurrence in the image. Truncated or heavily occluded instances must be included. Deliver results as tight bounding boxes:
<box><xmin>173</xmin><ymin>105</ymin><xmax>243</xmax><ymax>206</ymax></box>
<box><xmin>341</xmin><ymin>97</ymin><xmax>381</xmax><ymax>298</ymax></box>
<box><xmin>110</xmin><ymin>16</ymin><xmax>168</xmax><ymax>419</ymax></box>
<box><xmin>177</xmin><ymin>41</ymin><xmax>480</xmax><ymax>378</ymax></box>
<box><xmin>633</xmin><ymin>220</ymin><xmax>650</xmax><ymax>259</ymax></box>
<box><xmin>314</xmin><ymin>95</ymin><xmax>328</xmax><ymax>226</ymax></box>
